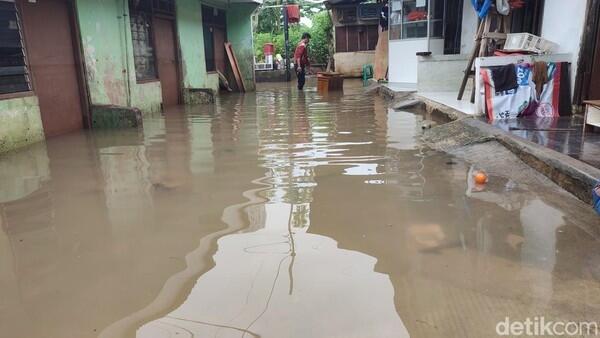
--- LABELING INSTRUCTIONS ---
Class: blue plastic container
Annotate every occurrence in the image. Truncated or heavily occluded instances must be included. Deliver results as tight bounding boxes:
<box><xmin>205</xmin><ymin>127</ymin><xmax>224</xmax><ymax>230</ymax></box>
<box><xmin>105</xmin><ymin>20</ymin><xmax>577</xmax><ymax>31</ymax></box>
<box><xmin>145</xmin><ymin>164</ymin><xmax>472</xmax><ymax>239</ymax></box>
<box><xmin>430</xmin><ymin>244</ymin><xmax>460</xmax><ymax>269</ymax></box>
<box><xmin>593</xmin><ymin>181</ymin><xmax>600</xmax><ymax>215</ymax></box>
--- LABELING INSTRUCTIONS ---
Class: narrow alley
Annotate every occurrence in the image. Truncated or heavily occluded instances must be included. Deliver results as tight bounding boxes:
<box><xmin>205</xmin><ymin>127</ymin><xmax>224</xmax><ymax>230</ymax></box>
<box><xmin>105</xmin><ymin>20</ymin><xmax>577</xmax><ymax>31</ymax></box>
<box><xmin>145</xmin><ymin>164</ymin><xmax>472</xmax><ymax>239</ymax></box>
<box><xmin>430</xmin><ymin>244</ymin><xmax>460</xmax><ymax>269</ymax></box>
<box><xmin>1</xmin><ymin>82</ymin><xmax>599</xmax><ymax>338</ymax></box>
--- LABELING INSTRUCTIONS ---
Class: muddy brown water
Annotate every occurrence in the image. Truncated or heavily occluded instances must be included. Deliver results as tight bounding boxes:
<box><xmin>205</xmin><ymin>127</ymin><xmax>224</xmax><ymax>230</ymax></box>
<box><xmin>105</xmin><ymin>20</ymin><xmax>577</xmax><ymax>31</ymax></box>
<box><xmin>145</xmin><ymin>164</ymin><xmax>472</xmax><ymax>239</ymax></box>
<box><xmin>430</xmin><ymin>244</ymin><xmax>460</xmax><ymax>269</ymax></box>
<box><xmin>1</xmin><ymin>81</ymin><xmax>600</xmax><ymax>338</ymax></box>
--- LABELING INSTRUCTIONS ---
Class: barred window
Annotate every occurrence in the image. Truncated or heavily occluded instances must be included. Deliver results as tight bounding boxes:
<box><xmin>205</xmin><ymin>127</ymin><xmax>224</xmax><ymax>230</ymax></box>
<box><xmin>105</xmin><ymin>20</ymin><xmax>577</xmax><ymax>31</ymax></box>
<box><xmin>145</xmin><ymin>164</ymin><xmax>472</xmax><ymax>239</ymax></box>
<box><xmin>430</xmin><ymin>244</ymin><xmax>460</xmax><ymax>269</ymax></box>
<box><xmin>0</xmin><ymin>0</ymin><xmax>31</xmax><ymax>95</ymax></box>
<box><xmin>129</xmin><ymin>3</ymin><xmax>157</xmax><ymax>81</ymax></box>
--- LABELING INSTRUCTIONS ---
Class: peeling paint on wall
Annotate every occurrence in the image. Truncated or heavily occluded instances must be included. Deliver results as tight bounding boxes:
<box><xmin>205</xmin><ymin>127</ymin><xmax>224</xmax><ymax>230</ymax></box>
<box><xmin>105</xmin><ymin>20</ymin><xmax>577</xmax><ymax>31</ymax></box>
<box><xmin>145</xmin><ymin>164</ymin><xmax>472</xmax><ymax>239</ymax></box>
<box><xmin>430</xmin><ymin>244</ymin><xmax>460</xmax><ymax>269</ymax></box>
<box><xmin>176</xmin><ymin>0</ymin><xmax>219</xmax><ymax>92</ymax></box>
<box><xmin>76</xmin><ymin>0</ymin><xmax>162</xmax><ymax>114</ymax></box>
<box><xmin>0</xmin><ymin>96</ymin><xmax>45</xmax><ymax>154</ymax></box>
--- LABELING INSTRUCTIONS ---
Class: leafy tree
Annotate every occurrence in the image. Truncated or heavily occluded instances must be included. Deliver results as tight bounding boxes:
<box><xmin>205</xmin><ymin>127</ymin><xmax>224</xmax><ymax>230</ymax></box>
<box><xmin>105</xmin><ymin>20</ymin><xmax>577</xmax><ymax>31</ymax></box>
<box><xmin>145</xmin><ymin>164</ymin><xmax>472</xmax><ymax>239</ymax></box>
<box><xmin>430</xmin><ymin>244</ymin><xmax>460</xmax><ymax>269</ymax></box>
<box><xmin>254</xmin><ymin>10</ymin><xmax>332</xmax><ymax>65</ymax></box>
<box><xmin>256</xmin><ymin>6</ymin><xmax>282</xmax><ymax>35</ymax></box>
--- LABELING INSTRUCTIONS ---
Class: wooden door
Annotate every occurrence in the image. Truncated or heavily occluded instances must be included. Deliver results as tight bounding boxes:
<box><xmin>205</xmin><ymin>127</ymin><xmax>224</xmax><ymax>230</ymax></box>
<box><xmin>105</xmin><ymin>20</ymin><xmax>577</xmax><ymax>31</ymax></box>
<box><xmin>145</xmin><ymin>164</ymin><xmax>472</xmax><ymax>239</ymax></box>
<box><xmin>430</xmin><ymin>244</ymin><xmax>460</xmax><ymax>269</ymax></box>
<box><xmin>20</xmin><ymin>0</ymin><xmax>84</xmax><ymax>136</ymax></box>
<box><xmin>589</xmin><ymin>17</ymin><xmax>600</xmax><ymax>100</ymax></box>
<box><xmin>213</xmin><ymin>27</ymin><xmax>226</xmax><ymax>74</ymax></box>
<box><xmin>153</xmin><ymin>17</ymin><xmax>180</xmax><ymax>106</ymax></box>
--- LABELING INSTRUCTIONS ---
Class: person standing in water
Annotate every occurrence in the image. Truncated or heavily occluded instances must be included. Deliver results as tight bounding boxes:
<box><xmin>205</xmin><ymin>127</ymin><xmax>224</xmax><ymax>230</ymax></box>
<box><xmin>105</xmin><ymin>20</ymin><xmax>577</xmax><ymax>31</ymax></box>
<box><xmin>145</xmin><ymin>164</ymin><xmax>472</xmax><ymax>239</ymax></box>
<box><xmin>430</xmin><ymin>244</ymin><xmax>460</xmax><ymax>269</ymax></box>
<box><xmin>294</xmin><ymin>32</ymin><xmax>311</xmax><ymax>90</ymax></box>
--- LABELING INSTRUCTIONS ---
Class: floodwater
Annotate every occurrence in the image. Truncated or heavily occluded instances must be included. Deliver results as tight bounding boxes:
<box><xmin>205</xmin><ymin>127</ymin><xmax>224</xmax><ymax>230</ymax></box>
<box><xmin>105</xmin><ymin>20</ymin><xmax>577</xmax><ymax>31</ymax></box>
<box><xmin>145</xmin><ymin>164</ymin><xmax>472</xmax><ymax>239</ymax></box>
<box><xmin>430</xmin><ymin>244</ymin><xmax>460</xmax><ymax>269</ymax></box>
<box><xmin>1</xmin><ymin>81</ymin><xmax>600</xmax><ymax>338</ymax></box>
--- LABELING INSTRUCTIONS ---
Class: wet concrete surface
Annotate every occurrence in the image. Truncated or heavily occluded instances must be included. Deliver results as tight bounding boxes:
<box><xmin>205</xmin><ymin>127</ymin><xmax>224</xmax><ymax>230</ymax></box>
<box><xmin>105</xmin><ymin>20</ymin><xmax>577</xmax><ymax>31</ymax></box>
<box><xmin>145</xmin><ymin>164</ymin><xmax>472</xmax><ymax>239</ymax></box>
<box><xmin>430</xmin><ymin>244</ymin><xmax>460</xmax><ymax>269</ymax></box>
<box><xmin>1</xmin><ymin>80</ymin><xmax>600</xmax><ymax>338</ymax></box>
<box><xmin>489</xmin><ymin>116</ymin><xmax>600</xmax><ymax>169</ymax></box>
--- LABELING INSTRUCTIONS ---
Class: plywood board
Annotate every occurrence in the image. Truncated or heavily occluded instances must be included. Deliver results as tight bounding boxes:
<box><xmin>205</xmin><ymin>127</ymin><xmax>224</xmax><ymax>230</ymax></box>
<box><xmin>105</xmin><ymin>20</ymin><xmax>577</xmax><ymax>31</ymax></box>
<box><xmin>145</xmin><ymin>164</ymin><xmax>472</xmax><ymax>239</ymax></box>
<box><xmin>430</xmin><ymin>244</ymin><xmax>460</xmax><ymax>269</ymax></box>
<box><xmin>373</xmin><ymin>28</ymin><xmax>389</xmax><ymax>80</ymax></box>
<box><xmin>225</xmin><ymin>42</ymin><xmax>245</xmax><ymax>92</ymax></box>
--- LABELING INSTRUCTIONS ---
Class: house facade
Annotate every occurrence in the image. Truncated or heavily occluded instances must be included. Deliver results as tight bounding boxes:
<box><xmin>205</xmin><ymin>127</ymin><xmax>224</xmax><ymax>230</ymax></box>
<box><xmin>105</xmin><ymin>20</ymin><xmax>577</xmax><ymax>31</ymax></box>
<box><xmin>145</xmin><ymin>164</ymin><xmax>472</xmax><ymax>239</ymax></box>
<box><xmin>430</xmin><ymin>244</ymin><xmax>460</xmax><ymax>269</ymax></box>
<box><xmin>386</xmin><ymin>0</ymin><xmax>593</xmax><ymax>107</ymax></box>
<box><xmin>328</xmin><ymin>0</ymin><xmax>381</xmax><ymax>77</ymax></box>
<box><xmin>0</xmin><ymin>0</ymin><xmax>259</xmax><ymax>154</ymax></box>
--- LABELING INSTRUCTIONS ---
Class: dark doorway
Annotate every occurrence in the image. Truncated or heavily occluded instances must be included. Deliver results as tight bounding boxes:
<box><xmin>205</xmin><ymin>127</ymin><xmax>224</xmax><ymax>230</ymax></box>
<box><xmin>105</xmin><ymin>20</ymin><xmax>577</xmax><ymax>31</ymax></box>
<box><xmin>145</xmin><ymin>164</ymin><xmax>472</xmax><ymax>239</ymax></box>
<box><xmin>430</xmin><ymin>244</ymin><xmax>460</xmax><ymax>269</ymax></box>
<box><xmin>202</xmin><ymin>5</ymin><xmax>227</xmax><ymax>73</ymax></box>
<box><xmin>589</xmin><ymin>19</ymin><xmax>600</xmax><ymax>99</ymax></box>
<box><xmin>213</xmin><ymin>27</ymin><xmax>227</xmax><ymax>74</ymax></box>
<box><xmin>510</xmin><ymin>0</ymin><xmax>545</xmax><ymax>35</ymax></box>
<box><xmin>575</xmin><ymin>0</ymin><xmax>600</xmax><ymax>103</ymax></box>
<box><xmin>19</xmin><ymin>0</ymin><xmax>85</xmax><ymax>137</ymax></box>
<box><xmin>443</xmin><ymin>0</ymin><xmax>463</xmax><ymax>54</ymax></box>
<box><xmin>153</xmin><ymin>17</ymin><xmax>180</xmax><ymax>107</ymax></box>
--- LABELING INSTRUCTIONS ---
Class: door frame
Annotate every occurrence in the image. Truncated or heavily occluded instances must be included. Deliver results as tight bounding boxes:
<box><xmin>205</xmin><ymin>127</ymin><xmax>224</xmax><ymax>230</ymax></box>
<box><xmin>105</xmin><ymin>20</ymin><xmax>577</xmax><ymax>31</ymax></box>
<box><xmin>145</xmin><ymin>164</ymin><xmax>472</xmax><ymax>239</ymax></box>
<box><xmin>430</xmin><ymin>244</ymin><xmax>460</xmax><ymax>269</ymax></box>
<box><xmin>17</xmin><ymin>0</ymin><xmax>91</xmax><ymax>129</ymax></box>
<box><xmin>152</xmin><ymin>14</ymin><xmax>183</xmax><ymax>106</ymax></box>
<box><xmin>574</xmin><ymin>0</ymin><xmax>600</xmax><ymax>105</ymax></box>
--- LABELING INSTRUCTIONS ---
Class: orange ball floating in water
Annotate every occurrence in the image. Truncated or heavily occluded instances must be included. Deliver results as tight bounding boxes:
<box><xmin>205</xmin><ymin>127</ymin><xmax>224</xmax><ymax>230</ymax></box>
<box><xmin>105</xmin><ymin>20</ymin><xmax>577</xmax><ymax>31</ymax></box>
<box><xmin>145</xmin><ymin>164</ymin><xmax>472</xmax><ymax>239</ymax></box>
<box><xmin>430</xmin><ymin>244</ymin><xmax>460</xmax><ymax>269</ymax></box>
<box><xmin>474</xmin><ymin>171</ymin><xmax>488</xmax><ymax>185</ymax></box>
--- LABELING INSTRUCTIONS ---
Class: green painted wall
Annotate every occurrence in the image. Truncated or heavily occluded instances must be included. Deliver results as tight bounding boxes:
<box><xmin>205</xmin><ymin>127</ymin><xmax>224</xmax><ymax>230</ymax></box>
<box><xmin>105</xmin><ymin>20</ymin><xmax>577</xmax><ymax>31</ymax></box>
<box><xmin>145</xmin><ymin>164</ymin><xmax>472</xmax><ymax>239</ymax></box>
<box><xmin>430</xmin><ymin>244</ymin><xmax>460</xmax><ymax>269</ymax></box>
<box><xmin>177</xmin><ymin>0</ymin><xmax>256</xmax><ymax>93</ymax></box>
<box><xmin>177</xmin><ymin>0</ymin><xmax>206</xmax><ymax>89</ymax></box>
<box><xmin>177</xmin><ymin>0</ymin><xmax>220</xmax><ymax>93</ymax></box>
<box><xmin>227</xmin><ymin>3</ymin><xmax>258</xmax><ymax>91</ymax></box>
<box><xmin>76</xmin><ymin>0</ymin><xmax>162</xmax><ymax>114</ymax></box>
<box><xmin>0</xmin><ymin>96</ymin><xmax>44</xmax><ymax>154</ymax></box>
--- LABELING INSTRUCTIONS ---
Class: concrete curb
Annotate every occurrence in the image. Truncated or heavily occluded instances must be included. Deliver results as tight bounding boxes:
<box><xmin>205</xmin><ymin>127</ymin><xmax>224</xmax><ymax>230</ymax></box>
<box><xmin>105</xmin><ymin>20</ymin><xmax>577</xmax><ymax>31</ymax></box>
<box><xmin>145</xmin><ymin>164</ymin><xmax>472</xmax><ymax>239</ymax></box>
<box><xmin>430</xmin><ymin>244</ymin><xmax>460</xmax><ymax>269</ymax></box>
<box><xmin>382</xmin><ymin>89</ymin><xmax>600</xmax><ymax>204</ymax></box>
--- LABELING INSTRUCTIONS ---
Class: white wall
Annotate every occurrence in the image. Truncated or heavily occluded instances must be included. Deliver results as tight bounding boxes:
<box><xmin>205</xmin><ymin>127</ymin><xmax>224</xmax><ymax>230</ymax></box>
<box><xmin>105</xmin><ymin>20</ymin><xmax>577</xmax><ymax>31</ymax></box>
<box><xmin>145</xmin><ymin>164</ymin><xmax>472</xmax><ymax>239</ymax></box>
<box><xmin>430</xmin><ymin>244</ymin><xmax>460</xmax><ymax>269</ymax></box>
<box><xmin>333</xmin><ymin>51</ymin><xmax>376</xmax><ymax>77</ymax></box>
<box><xmin>417</xmin><ymin>54</ymin><xmax>469</xmax><ymax>91</ymax></box>
<box><xmin>388</xmin><ymin>38</ymin><xmax>444</xmax><ymax>83</ymax></box>
<box><xmin>541</xmin><ymin>0</ymin><xmax>587</xmax><ymax>93</ymax></box>
<box><xmin>460</xmin><ymin>0</ymin><xmax>478</xmax><ymax>54</ymax></box>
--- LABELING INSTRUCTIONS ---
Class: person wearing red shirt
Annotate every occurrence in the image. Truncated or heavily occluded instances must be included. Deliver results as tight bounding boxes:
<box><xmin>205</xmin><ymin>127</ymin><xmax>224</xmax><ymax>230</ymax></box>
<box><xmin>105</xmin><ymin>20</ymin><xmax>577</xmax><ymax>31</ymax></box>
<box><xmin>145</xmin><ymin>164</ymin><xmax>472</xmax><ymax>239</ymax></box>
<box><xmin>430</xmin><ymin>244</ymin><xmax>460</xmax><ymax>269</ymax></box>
<box><xmin>293</xmin><ymin>32</ymin><xmax>311</xmax><ymax>90</ymax></box>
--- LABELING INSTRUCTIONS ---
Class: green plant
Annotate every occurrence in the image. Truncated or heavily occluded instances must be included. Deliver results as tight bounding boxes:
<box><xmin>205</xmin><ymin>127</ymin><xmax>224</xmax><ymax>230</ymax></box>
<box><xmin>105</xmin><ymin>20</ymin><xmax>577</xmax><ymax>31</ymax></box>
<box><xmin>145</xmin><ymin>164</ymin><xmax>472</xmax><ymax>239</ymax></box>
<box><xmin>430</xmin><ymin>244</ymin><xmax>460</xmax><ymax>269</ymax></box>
<box><xmin>253</xmin><ymin>10</ymin><xmax>332</xmax><ymax>65</ymax></box>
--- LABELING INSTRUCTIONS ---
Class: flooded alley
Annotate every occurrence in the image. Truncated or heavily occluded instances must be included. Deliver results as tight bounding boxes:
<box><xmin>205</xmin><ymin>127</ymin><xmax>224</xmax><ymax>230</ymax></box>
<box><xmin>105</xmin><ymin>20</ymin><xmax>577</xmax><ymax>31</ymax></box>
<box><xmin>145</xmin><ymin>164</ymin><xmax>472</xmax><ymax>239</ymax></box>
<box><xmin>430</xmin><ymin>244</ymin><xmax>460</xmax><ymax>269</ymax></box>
<box><xmin>1</xmin><ymin>81</ymin><xmax>600</xmax><ymax>338</ymax></box>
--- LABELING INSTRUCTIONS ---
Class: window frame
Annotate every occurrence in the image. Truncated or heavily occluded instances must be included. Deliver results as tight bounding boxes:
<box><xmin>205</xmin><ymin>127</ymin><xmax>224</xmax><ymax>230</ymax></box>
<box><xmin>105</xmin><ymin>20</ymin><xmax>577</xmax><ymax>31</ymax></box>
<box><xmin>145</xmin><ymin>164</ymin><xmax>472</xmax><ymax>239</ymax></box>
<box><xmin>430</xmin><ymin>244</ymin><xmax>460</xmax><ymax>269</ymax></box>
<box><xmin>129</xmin><ymin>0</ymin><xmax>159</xmax><ymax>82</ymax></box>
<box><xmin>388</xmin><ymin>0</ymin><xmax>445</xmax><ymax>41</ymax></box>
<box><xmin>0</xmin><ymin>0</ymin><xmax>34</xmax><ymax>99</ymax></box>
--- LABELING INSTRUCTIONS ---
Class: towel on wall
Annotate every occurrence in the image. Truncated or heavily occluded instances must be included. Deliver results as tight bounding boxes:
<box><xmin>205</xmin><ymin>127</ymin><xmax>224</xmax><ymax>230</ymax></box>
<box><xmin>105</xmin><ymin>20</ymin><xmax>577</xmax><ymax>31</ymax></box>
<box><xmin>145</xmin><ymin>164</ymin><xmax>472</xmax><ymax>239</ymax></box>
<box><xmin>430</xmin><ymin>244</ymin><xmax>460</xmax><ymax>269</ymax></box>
<box><xmin>490</xmin><ymin>64</ymin><xmax>518</xmax><ymax>92</ymax></box>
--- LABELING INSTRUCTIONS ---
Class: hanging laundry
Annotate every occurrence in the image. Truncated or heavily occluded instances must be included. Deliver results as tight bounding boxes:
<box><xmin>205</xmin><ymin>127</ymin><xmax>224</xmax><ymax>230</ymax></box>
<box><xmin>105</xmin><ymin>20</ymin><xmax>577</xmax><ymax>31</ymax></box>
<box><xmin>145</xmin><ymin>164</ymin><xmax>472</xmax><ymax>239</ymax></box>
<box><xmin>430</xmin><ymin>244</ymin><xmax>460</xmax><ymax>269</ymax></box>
<box><xmin>471</xmin><ymin>0</ymin><xmax>493</xmax><ymax>19</ymax></box>
<box><xmin>489</xmin><ymin>64</ymin><xmax>518</xmax><ymax>92</ymax></box>
<box><xmin>496</xmin><ymin>0</ymin><xmax>510</xmax><ymax>15</ymax></box>
<box><xmin>509</xmin><ymin>0</ymin><xmax>525</xmax><ymax>9</ymax></box>
<box><xmin>481</xmin><ymin>63</ymin><xmax>536</xmax><ymax>120</ymax></box>
<box><xmin>533</xmin><ymin>61</ymin><xmax>548</xmax><ymax>98</ymax></box>
<box><xmin>532</xmin><ymin>62</ymin><xmax>561</xmax><ymax>118</ymax></box>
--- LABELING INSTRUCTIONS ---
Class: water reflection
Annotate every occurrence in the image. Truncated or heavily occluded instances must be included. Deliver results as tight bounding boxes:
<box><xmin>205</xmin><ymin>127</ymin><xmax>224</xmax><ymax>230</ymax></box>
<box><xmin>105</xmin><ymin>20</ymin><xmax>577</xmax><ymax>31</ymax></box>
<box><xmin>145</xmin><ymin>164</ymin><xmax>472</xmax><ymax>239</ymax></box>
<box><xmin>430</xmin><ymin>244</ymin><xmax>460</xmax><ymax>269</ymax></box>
<box><xmin>0</xmin><ymin>82</ymin><xmax>599</xmax><ymax>338</ymax></box>
<box><xmin>137</xmin><ymin>87</ymin><xmax>410</xmax><ymax>338</ymax></box>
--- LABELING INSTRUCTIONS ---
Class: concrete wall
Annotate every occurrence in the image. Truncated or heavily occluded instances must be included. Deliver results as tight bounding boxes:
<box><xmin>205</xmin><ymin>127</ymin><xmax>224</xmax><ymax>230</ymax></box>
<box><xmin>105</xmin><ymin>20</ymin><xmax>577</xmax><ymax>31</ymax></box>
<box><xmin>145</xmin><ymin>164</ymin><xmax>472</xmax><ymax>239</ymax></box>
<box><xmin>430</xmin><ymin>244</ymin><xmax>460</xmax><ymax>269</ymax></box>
<box><xmin>76</xmin><ymin>0</ymin><xmax>163</xmax><ymax>114</ymax></box>
<box><xmin>227</xmin><ymin>3</ymin><xmax>258</xmax><ymax>91</ymax></box>
<box><xmin>177</xmin><ymin>0</ymin><xmax>219</xmax><ymax>94</ymax></box>
<box><xmin>0</xmin><ymin>96</ymin><xmax>45</xmax><ymax>154</ymax></box>
<box><xmin>541</xmin><ymin>0</ymin><xmax>587</xmax><ymax>95</ymax></box>
<box><xmin>388</xmin><ymin>38</ymin><xmax>444</xmax><ymax>84</ymax></box>
<box><xmin>417</xmin><ymin>54</ymin><xmax>469</xmax><ymax>92</ymax></box>
<box><xmin>333</xmin><ymin>51</ymin><xmax>375</xmax><ymax>77</ymax></box>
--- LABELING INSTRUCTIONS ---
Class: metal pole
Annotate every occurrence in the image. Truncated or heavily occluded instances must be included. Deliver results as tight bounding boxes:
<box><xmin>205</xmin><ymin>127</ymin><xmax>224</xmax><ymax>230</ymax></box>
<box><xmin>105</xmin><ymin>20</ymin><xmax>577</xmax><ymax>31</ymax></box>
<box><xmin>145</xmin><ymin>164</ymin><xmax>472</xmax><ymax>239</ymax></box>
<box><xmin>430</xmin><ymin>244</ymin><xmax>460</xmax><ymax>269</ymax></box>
<box><xmin>426</xmin><ymin>0</ymin><xmax>431</xmax><ymax>52</ymax></box>
<box><xmin>283</xmin><ymin>4</ymin><xmax>291</xmax><ymax>81</ymax></box>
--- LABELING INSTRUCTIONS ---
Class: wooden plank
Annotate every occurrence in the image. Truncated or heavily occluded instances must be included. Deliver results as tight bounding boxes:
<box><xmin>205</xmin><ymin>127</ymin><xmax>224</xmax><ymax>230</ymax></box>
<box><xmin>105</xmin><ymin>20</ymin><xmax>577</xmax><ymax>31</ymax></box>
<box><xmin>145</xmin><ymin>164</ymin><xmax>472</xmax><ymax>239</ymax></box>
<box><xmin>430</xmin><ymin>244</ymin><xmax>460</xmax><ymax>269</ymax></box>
<box><xmin>224</xmin><ymin>42</ymin><xmax>245</xmax><ymax>92</ymax></box>
<box><xmin>373</xmin><ymin>27</ymin><xmax>388</xmax><ymax>80</ymax></box>
<box><xmin>482</xmin><ymin>32</ymin><xmax>507</xmax><ymax>39</ymax></box>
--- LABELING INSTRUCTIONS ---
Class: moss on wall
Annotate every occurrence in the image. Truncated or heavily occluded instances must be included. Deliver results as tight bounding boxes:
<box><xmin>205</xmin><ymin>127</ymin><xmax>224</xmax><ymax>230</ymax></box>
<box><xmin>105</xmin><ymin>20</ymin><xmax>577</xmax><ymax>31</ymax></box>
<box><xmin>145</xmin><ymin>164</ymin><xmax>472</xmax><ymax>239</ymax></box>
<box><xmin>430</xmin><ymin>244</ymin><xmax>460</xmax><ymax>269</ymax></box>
<box><xmin>0</xmin><ymin>96</ymin><xmax>45</xmax><ymax>154</ymax></box>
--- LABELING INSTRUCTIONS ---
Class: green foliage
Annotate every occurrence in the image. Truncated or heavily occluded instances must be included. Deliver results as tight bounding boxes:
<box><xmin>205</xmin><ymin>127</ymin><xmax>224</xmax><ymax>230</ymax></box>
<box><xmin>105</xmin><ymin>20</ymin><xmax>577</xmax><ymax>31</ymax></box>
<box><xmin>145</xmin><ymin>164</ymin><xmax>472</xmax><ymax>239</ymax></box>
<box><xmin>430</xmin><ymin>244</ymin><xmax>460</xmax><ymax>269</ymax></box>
<box><xmin>254</xmin><ymin>11</ymin><xmax>332</xmax><ymax>65</ymax></box>
<box><xmin>256</xmin><ymin>7</ymin><xmax>282</xmax><ymax>35</ymax></box>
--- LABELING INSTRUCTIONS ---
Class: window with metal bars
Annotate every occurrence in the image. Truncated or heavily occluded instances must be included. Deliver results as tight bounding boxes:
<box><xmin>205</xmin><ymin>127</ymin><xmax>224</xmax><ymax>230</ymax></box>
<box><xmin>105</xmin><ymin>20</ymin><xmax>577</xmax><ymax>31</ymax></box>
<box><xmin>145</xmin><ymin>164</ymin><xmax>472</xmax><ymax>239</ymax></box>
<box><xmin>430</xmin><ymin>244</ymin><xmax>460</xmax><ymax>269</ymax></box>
<box><xmin>0</xmin><ymin>0</ymin><xmax>31</xmax><ymax>95</ymax></box>
<box><xmin>129</xmin><ymin>0</ymin><xmax>157</xmax><ymax>81</ymax></box>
